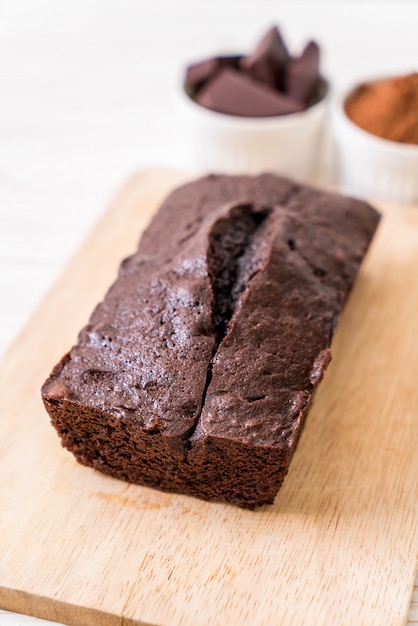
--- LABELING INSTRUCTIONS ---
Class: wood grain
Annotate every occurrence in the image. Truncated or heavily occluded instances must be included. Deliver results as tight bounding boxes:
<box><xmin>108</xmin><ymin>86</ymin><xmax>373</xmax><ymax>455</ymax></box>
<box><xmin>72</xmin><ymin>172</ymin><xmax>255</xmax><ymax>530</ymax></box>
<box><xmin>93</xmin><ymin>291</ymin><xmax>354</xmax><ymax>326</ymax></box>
<box><xmin>0</xmin><ymin>169</ymin><xmax>417</xmax><ymax>626</ymax></box>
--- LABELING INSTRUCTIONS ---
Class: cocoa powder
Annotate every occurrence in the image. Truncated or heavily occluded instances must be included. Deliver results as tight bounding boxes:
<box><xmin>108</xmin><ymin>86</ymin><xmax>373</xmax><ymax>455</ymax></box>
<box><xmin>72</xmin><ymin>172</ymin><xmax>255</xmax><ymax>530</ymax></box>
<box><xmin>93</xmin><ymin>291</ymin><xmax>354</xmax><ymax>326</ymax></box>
<box><xmin>345</xmin><ymin>73</ymin><xmax>418</xmax><ymax>145</ymax></box>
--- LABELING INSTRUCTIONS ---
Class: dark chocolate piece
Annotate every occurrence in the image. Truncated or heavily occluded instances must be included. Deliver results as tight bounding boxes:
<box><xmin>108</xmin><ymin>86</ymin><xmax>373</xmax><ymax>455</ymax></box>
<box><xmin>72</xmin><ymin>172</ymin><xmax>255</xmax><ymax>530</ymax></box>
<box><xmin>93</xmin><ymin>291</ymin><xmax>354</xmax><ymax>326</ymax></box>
<box><xmin>195</xmin><ymin>67</ymin><xmax>305</xmax><ymax>117</ymax></box>
<box><xmin>184</xmin><ymin>26</ymin><xmax>325</xmax><ymax>116</ymax></box>
<box><xmin>42</xmin><ymin>174</ymin><xmax>380</xmax><ymax>509</ymax></box>
<box><xmin>185</xmin><ymin>55</ymin><xmax>242</xmax><ymax>94</ymax></box>
<box><xmin>285</xmin><ymin>41</ymin><xmax>320</xmax><ymax>104</ymax></box>
<box><xmin>240</xmin><ymin>25</ymin><xmax>290</xmax><ymax>89</ymax></box>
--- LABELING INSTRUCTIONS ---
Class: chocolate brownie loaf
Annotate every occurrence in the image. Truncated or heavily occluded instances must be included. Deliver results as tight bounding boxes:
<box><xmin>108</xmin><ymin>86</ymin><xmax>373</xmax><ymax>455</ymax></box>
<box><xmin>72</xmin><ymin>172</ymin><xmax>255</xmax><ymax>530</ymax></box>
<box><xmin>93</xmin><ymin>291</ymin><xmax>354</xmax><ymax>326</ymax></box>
<box><xmin>42</xmin><ymin>174</ymin><xmax>380</xmax><ymax>508</ymax></box>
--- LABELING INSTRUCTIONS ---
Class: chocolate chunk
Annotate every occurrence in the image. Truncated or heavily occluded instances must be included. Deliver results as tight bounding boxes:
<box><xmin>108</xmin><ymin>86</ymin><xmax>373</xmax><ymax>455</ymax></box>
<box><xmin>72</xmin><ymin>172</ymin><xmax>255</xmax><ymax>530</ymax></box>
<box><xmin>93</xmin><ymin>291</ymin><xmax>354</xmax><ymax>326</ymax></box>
<box><xmin>184</xmin><ymin>27</ymin><xmax>325</xmax><ymax>116</ymax></box>
<box><xmin>44</xmin><ymin>383</ymin><xmax>72</xmax><ymax>406</ymax></box>
<box><xmin>285</xmin><ymin>41</ymin><xmax>320</xmax><ymax>104</ymax></box>
<box><xmin>196</xmin><ymin>67</ymin><xmax>305</xmax><ymax>117</ymax></box>
<box><xmin>185</xmin><ymin>55</ymin><xmax>242</xmax><ymax>94</ymax></box>
<box><xmin>240</xmin><ymin>26</ymin><xmax>290</xmax><ymax>89</ymax></box>
<box><xmin>309</xmin><ymin>348</ymin><xmax>332</xmax><ymax>386</ymax></box>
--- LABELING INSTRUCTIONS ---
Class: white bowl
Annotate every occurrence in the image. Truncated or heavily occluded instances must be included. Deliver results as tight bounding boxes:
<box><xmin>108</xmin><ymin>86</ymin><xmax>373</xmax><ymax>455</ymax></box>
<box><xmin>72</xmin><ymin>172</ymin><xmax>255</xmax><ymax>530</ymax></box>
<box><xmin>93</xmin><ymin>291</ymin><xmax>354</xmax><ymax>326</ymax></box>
<box><xmin>332</xmin><ymin>83</ymin><xmax>418</xmax><ymax>204</ymax></box>
<box><xmin>175</xmin><ymin>77</ymin><xmax>329</xmax><ymax>183</ymax></box>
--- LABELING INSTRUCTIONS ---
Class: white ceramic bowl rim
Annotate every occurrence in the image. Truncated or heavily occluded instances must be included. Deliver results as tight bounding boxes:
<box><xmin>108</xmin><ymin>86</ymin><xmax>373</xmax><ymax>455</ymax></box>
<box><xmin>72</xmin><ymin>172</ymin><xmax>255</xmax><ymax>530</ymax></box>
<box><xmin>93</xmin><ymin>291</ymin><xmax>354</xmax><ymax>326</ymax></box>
<box><xmin>177</xmin><ymin>75</ymin><xmax>330</xmax><ymax>129</ymax></box>
<box><xmin>333</xmin><ymin>80</ymin><xmax>418</xmax><ymax>156</ymax></box>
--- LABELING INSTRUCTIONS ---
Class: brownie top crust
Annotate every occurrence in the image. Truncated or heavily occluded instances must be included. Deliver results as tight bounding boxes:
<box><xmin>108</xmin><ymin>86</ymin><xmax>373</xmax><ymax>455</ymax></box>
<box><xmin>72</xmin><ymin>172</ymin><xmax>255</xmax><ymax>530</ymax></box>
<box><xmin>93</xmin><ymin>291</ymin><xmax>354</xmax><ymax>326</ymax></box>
<box><xmin>43</xmin><ymin>174</ymin><xmax>380</xmax><ymax>448</ymax></box>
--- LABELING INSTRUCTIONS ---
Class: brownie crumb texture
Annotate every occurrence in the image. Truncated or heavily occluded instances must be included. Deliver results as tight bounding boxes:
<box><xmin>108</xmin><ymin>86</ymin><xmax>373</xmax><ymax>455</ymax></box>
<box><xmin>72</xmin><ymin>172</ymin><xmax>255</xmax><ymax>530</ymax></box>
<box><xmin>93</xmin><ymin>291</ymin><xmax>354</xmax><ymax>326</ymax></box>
<box><xmin>42</xmin><ymin>174</ymin><xmax>380</xmax><ymax>508</ymax></box>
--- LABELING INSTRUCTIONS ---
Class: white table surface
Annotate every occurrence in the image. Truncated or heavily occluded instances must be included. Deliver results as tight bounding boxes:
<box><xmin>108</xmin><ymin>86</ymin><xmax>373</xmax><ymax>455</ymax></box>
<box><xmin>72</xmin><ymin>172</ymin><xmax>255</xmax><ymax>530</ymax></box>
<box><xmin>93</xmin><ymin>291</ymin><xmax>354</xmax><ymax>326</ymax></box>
<box><xmin>0</xmin><ymin>1</ymin><xmax>417</xmax><ymax>624</ymax></box>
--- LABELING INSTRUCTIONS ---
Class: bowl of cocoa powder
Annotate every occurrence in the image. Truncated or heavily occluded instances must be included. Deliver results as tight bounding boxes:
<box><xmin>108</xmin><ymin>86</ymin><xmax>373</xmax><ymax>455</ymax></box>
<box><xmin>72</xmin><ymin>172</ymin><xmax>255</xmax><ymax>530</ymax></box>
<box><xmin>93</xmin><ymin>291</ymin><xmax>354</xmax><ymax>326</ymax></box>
<box><xmin>332</xmin><ymin>72</ymin><xmax>418</xmax><ymax>203</ymax></box>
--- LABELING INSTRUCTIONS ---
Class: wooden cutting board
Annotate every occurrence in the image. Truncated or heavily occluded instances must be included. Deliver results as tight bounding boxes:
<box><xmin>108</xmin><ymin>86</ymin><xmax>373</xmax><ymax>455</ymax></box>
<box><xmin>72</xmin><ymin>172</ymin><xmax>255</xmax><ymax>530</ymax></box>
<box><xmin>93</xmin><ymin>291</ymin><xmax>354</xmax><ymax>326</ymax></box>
<box><xmin>0</xmin><ymin>169</ymin><xmax>417</xmax><ymax>626</ymax></box>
